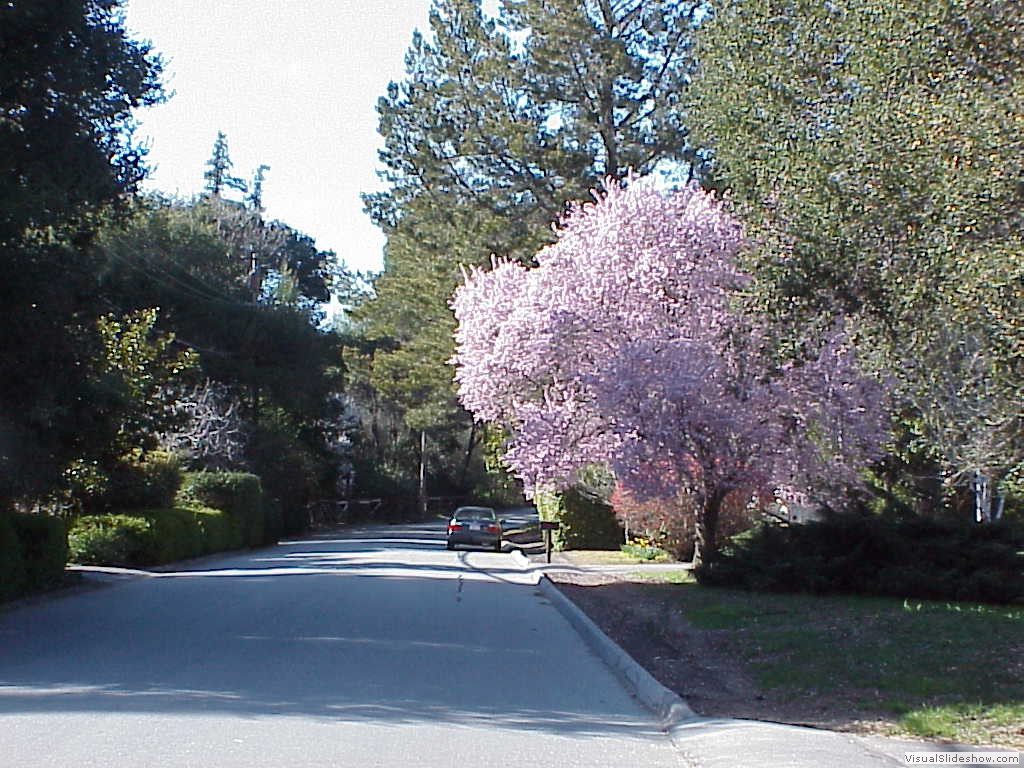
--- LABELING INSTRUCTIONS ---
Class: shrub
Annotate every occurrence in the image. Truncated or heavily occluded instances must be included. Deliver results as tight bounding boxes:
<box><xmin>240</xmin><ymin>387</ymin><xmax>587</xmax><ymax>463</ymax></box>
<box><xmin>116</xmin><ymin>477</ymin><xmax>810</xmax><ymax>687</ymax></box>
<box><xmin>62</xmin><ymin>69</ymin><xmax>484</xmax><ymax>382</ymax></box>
<box><xmin>537</xmin><ymin>486</ymin><xmax>623</xmax><ymax>551</ymax></box>
<box><xmin>143</xmin><ymin>507</ymin><xmax>203</xmax><ymax>562</ymax></box>
<box><xmin>697</xmin><ymin>513</ymin><xmax>1024</xmax><ymax>605</ymax></box>
<box><xmin>69</xmin><ymin>514</ymin><xmax>156</xmax><ymax>567</ymax></box>
<box><xmin>10</xmin><ymin>513</ymin><xmax>67</xmax><ymax>591</ymax></box>
<box><xmin>69</xmin><ymin>507</ymin><xmax>241</xmax><ymax>566</ymax></box>
<box><xmin>262</xmin><ymin>498</ymin><xmax>285</xmax><ymax>545</ymax></box>
<box><xmin>191</xmin><ymin>506</ymin><xmax>237</xmax><ymax>554</ymax></box>
<box><xmin>248</xmin><ymin>422</ymin><xmax>318</xmax><ymax>536</ymax></box>
<box><xmin>611</xmin><ymin>483</ymin><xmax>763</xmax><ymax>561</ymax></box>
<box><xmin>178</xmin><ymin>471</ymin><xmax>263</xmax><ymax>547</ymax></box>
<box><xmin>0</xmin><ymin>514</ymin><xmax>25</xmax><ymax>600</ymax></box>
<box><xmin>88</xmin><ymin>450</ymin><xmax>183</xmax><ymax>512</ymax></box>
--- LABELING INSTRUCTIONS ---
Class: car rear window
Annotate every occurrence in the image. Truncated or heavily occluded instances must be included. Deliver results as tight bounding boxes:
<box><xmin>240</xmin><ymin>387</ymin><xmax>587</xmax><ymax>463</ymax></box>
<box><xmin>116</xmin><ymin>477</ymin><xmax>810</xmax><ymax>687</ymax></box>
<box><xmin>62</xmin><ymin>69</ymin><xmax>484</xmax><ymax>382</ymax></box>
<box><xmin>453</xmin><ymin>507</ymin><xmax>495</xmax><ymax>521</ymax></box>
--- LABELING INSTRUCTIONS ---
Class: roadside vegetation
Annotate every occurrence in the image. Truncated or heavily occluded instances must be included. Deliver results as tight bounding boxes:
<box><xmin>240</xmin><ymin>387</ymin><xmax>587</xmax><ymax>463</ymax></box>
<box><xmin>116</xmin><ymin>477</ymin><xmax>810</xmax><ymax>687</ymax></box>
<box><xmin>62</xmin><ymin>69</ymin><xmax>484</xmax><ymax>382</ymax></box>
<box><xmin>611</xmin><ymin>577</ymin><xmax>1024</xmax><ymax>748</ymax></box>
<box><xmin>691</xmin><ymin>588</ymin><xmax>1023</xmax><ymax>747</ymax></box>
<box><xmin>2</xmin><ymin>4</ymin><xmax>1021</xmax><ymax>752</ymax></box>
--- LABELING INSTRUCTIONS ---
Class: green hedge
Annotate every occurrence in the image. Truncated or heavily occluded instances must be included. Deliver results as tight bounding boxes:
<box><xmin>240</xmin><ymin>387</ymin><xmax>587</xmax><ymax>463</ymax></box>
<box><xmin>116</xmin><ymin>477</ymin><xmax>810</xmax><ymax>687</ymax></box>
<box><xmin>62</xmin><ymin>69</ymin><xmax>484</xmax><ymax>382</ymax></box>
<box><xmin>536</xmin><ymin>486</ymin><xmax>623</xmax><ymax>551</ymax></box>
<box><xmin>0</xmin><ymin>513</ymin><xmax>68</xmax><ymax>600</ymax></box>
<box><xmin>178</xmin><ymin>471</ymin><xmax>264</xmax><ymax>547</ymax></box>
<box><xmin>68</xmin><ymin>507</ymin><xmax>237</xmax><ymax>567</ymax></box>
<box><xmin>0</xmin><ymin>514</ymin><xmax>25</xmax><ymax>600</ymax></box>
<box><xmin>11</xmin><ymin>513</ymin><xmax>68</xmax><ymax>591</ymax></box>
<box><xmin>192</xmin><ymin>505</ymin><xmax>238</xmax><ymax>554</ymax></box>
<box><xmin>697</xmin><ymin>513</ymin><xmax>1024</xmax><ymax>605</ymax></box>
<box><xmin>69</xmin><ymin>514</ymin><xmax>155</xmax><ymax>567</ymax></box>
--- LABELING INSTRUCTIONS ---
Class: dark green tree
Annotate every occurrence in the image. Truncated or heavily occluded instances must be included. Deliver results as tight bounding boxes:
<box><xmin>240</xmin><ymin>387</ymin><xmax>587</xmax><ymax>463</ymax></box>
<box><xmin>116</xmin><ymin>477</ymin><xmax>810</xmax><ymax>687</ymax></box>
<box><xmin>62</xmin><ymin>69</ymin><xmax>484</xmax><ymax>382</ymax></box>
<box><xmin>203</xmin><ymin>131</ymin><xmax>246</xmax><ymax>196</ymax></box>
<box><xmin>354</xmin><ymin>0</ymin><xmax>701</xmax><ymax>497</ymax></box>
<box><xmin>686</xmin><ymin>0</ymin><xmax>1024</xmax><ymax>510</ymax></box>
<box><xmin>0</xmin><ymin>0</ymin><xmax>163</xmax><ymax>505</ymax></box>
<box><xmin>246</xmin><ymin>164</ymin><xmax>271</xmax><ymax>213</ymax></box>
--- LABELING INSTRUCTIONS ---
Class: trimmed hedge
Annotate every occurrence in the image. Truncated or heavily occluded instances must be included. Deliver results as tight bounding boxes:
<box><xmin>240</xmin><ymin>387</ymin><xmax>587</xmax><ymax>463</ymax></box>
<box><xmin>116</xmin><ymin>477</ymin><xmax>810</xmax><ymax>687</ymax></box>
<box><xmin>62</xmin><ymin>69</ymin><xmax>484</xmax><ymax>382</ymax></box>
<box><xmin>0</xmin><ymin>513</ymin><xmax>25</xmax><ymax>600</ymax></box>
<box><xmin>68</xmin><ymin>507</ymin><xmax>236</xmax><ymax>567</ymax></box>
<box><xmin>0</xmin><ymin>513</ymin><xmax>68</xmax><ymax>600</ymax></box>
<box><xmin>697</xmin><ymin>513</ymin><xmax>1024</xmax><ymax>605</ymax></box>
<box><xmin>11</xmin><ymin>513</ymin><xmax>67</xmax><ymax>591</ymax></box>
<box><xmin>178</xmin><ymin>471</ymin><xmax>264</xmax><ymax>547</ymax></box>
<box><xmin>69</xmin><ymin>514</ymin><xmax>155</xmax><ymax>567</ymax></box>
<box><xmin>192</xmin><ymin>505</ymin><xmax>238</xmax><ymax>554</ymax></box>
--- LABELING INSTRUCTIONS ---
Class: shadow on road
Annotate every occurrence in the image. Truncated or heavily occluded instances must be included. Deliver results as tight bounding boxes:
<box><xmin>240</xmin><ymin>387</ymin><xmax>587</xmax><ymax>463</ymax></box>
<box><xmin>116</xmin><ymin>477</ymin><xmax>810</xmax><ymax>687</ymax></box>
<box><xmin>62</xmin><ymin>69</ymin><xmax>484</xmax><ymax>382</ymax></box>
<box><xmin>0</xmin><ymin>519</ymin><xmax>662</xmax><ymax>742</ymax></box>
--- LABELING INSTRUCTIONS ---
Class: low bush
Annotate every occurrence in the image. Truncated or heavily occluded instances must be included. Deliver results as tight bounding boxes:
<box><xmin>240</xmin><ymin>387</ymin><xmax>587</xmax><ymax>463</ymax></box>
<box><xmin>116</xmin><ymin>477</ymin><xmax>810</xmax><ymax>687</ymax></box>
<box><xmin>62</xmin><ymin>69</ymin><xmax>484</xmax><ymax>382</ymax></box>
<box><xmin>68</xmin><ymin>507</ymin><xmax>240</xmax><ymax>567</ymax></box>
<box><xmin>191</xmin><ymin>506</ymin><xmax>237</xmax><ymax>554</ymax></box>
<box><xmin>10</xmin><ymin>513</ymin><xmax>67</xmax><ymax>591</ymax></box>
<box><xmin>93</xmin><ymin>451</ymin><xmax>183</xmax><ymax>512</ymax></box>
<box><xmin>697</xmin><ymin>513</ymin><xmax>1024</xmax><ymax>605</ymax></box>
<box><xmin>0</xmin><ymin>513</ymin><xmax>24</xmax><ymax>600</ymax></box>
<box><xmin>143</xmin><ymin>507</ymin><xmax>203</xmax><ymax>563</ymax></box>
<box><xmin>262</xmin><ymin>498</ymin><xmax>285</xmax><ymax>545</ymax></box>
<box><xmin>178</xmin><ymin>471</ymin><xmax>264</xmax><ymax>547</ymax></box>
<box><xmin>69</xmin><ymin>514</ymin><xmax>156</xmax><ymax>567</ymax></box>
<box><xmin>248</xmin><ymin>422</ymin><xmax>318</xmax><ymax>537</ymax></box>
<box><xmin>537</xmin><ymin>486</ymin><xmax>623</xmax><ymax>551</ymax></box>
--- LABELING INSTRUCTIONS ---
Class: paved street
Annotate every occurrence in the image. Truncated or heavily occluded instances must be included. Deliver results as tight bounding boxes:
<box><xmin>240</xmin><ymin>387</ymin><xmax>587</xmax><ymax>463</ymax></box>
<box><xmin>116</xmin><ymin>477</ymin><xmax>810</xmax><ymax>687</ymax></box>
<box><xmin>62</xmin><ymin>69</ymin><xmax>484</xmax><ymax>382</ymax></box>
<box><xmin>0</xmin><ymin>522</ymin><xmax>684</xmax><ymax>767</ymax></box>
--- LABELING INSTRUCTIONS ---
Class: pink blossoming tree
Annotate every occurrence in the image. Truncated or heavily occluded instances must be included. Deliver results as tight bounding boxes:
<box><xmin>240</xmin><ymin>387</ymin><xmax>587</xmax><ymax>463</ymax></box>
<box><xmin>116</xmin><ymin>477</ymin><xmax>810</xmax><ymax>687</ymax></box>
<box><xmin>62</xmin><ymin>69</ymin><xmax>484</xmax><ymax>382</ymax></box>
<box><xmin>451</xmin><ymin>177</ymin><xmax>889</xmax><ymax>566</ymax></box>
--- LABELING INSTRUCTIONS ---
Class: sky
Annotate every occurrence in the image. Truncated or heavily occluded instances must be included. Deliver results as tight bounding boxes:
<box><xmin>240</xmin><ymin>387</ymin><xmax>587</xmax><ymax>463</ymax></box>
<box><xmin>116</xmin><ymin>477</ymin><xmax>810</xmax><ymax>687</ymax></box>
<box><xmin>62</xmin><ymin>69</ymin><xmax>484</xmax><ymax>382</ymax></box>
<box><xmin>122</xmin><ymin>0</ymin><xmax>434</xmax><ymax>276</ymax></box>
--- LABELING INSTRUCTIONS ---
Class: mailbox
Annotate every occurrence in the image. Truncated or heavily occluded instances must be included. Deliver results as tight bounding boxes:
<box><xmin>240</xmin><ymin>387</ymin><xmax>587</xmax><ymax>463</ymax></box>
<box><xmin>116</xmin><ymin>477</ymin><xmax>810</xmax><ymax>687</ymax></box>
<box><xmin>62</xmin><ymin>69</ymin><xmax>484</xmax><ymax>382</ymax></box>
<box><xmin>539</xmin><ymin>520</ymin><xmax>560</xmax><ymax>531</ymax></box>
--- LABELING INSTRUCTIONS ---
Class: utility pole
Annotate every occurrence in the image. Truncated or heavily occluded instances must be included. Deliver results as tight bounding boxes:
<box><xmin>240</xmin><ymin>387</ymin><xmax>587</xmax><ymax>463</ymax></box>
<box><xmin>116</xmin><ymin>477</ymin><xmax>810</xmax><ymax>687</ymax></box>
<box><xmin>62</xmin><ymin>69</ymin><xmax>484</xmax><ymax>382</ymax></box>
<box><xmin>418</xmin><ymin>430</ymin><xmax>427</xmax><ymax>519</ymax></box>
<box><xmin>246</xmin><ymin>251</ymin><xmax>261</xmax><ymax>303</ymax></box>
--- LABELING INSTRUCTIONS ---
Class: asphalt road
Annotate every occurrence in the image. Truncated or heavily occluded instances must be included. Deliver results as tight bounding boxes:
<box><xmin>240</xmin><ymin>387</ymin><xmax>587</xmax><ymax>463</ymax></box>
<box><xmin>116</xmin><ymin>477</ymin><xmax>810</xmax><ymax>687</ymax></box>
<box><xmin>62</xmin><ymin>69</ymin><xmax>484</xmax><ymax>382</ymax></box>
<box><xmin>0</xmin><ymin>520</ymin><xmax>685</xmax><ymax>767</ymax></box>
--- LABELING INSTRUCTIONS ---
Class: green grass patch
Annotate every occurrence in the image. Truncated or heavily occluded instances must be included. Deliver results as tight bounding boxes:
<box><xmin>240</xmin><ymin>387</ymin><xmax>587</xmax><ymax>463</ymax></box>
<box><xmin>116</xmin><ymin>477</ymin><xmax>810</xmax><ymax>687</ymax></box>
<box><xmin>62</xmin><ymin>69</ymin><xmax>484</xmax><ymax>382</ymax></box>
<box><xmin>662</xmin><ymin>583</ymin><xmax>1024</xmax><ymax>747</ymax></box>
<box><xmin>566</xmin><ymin>549</ymin><xmax>677</xmax><ymax>565</ymax></box>
<box><xmin>628</xmin><ymin>569</ymin><xmax>695</xmax><ymax>584</ymax></box>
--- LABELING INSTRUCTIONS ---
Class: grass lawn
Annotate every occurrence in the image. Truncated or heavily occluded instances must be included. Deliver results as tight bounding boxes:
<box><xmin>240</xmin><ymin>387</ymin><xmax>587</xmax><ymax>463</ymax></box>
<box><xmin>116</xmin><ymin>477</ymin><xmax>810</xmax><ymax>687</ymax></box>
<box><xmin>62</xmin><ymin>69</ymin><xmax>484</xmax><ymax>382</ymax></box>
<box><xmin>562</xmin><ymin>549</ymin><xmax>676</xmax><ymax>565</ymax></box>
<box><xmin>630</xmin><ymin>575</ymin><xmax>1024</xmax><ymax>747</ymax></box>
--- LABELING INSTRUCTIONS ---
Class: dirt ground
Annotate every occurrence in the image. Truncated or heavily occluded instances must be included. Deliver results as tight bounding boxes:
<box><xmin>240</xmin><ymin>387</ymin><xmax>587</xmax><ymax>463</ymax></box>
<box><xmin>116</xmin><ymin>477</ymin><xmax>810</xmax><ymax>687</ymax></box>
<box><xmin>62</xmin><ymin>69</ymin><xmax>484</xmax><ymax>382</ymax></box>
<box><xmin>549</xmin><ymin>571</ymin><xmax>902</xmax><ymax>736</ymax></box>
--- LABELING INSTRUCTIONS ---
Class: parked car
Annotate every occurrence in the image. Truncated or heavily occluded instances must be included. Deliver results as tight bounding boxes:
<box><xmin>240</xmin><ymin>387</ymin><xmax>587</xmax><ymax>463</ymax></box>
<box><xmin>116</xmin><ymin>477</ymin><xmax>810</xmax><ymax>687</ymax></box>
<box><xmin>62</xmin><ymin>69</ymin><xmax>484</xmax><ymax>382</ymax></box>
<box><xmin>446</xmin><ymin>506</ymin><xmax>503</xmax><ymax>552</ymax></box>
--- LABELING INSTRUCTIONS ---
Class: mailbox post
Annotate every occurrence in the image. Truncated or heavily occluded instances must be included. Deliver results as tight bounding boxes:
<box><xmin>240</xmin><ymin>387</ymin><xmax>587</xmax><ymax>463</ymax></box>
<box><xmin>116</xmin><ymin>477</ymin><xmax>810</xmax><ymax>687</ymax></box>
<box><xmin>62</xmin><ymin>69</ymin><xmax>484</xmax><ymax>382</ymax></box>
<box><xmin>539</xmin><ymin>520</ymin><xmax>559</xmax><ymax>564</ymax></box>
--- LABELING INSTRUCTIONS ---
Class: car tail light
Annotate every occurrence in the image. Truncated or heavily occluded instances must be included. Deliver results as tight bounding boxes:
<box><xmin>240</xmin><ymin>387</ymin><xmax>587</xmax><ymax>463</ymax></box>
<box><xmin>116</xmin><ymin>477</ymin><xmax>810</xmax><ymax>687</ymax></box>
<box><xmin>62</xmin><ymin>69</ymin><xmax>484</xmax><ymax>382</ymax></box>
<box><xmin>448</xmin><ymin>522</ymin><xmax>463</xmax><ymax>532</ymax></box>
<box><xmin>485</xmin><ymin>524</ymin><xmax>499</xmax><ymax>533</ymax></box>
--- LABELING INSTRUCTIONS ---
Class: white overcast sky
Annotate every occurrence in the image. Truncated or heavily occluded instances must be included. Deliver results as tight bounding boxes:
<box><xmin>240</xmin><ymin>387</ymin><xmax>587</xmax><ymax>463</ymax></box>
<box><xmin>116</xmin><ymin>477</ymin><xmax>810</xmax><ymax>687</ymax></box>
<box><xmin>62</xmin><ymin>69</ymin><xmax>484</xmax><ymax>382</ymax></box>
<box><xmin>122</xmin><ymin>0</ymin><xmax>434</xmax><ymax>275</ymax></box>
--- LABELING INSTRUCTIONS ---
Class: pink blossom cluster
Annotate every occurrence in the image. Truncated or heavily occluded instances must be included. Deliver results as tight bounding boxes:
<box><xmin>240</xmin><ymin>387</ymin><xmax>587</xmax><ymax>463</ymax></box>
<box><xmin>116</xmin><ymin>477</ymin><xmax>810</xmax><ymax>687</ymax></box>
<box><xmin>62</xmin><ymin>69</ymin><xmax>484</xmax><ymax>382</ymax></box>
<box><xmin>451</xmin><ymin>176</ymin><xmax>888</xmax><ymax>515</ymax></box>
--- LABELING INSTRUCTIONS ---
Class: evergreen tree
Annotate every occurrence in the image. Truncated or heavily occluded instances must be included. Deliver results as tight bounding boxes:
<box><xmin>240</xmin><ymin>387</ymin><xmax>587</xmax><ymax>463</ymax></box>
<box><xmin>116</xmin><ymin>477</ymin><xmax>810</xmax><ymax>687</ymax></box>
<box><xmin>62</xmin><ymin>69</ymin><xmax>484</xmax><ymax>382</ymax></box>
<box><xmin>353</xmin><ymin>0</ymin><xmax>702</xmax><ymax>494</ymax></box>
<box><xmin>203</xmin><ymin>131</ymin><xmax>246</xmax><ymax>196</ymax></box>
<box><xmin>246</xmin><ymin>164</ymin><xmax>271</xmax><ymax>212</ymax></box>
<box><xmin>0</xmin><ymin>0</ymin><xmax>163</xmax><ymax>504</ymax></box>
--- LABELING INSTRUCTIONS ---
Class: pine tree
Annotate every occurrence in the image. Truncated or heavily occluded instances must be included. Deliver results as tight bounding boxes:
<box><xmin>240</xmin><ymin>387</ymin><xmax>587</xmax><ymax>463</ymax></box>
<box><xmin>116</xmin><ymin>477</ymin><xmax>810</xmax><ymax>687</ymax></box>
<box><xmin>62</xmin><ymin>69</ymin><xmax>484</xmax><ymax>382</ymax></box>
<box><xmin>353</xmin><ymin>0</ymin><xmax>703</xmax><ymax>493</ymax></box>
<box><xmin>203</xmin><ymin>131</ymin><xmax>246</xmax><ymax>196</ymax></box>
<box><xmin>246</xmin><ymin>164</ymin><xmax>270</xmax><ymax>212</ymax></box>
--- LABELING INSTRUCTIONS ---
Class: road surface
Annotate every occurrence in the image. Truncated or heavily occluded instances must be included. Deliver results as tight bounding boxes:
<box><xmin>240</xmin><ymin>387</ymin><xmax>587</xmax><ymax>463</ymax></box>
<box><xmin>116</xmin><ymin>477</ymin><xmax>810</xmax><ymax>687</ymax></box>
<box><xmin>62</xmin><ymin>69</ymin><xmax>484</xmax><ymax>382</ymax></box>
<box><xmin>0</xmin><ymin>521</ymin><xmax>684</xmax><ymax>767</ymax></box>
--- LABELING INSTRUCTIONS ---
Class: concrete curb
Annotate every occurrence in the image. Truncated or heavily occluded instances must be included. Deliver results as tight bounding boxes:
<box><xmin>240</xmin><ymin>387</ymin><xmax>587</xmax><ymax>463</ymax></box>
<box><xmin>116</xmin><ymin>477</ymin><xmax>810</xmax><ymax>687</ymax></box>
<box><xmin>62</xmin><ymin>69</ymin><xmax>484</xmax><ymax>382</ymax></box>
<box><xmin>511</xmin><ymin>545</ymin><xmax>697</xmax><ymax>729</ymax></box>
<box><xmin>521</xmin><ymin>562</ymin><xmax>1012</xmax><ymax>768</ymax></box>
<box><xmin>535</xmin><ymin>574</ymin><xmax>698</xmax><ymax>729</ymax></box>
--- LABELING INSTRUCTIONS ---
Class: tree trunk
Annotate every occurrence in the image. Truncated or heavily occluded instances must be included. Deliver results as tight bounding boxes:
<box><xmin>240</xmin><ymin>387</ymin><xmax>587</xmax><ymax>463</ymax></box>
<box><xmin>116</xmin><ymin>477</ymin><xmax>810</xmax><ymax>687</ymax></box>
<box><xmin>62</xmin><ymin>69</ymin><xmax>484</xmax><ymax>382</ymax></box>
<box><xmin>459</xmin><ymin>421</ymin><xmax>479</xmax><ymax>491</ymax></box>
<box><xmin>692</xmin><ymin>488</ymin><xmax>724</xmax><ymax>569</ymax></box>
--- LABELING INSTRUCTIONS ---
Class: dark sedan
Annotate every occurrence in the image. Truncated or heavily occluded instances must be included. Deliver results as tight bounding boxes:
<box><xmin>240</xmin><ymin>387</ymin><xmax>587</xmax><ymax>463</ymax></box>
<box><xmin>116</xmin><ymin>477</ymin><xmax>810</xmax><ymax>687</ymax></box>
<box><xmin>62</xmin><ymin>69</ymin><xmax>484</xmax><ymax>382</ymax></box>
<box><xmin>446</xmin><ymin>506</ymin><xmax>503</xmax><ymax>552</ymax></box>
